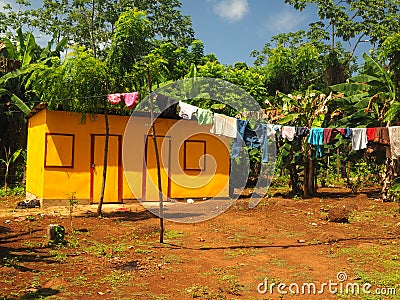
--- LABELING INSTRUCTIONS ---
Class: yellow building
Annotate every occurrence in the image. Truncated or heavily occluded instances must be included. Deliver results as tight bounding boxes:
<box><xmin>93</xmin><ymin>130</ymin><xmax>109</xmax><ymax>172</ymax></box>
<box><xmin>26</xmin><ymin>106</ymin><xmax>230</xmax><ymax>206</ymax></box>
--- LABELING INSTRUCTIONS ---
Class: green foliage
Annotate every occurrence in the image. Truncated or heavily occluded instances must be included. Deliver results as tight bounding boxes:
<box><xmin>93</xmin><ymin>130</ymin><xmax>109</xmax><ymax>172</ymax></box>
<box><xmin>28</xmin><ymin>46</ymin><xmax>108</xmax><ymax>116</ymax></box>
<box><xmin>330</xmin><ymin>53</ymin><xmax>396</xmax><ymax>127</ymax></box>
<box><xmin>274</xmin><ymin>89</ymin><xmax>332</xmax><ymax>195</ymax></box>
<box><xmin>107</xmin><ymin>10</ymin><xmax>152</xmax><ymax>81</ymax></box>
<box><xmin>1</xmin><ymin>0</ymin><xmax>194</xmax><ymax>56</ymax></box>
<box><xmin>0</xmin><ymin>147</ymin><xmax>22</xmax><ymax>191</ymax></box>
<box><xmin>0</xmin><ymin>185</ymin><xmax>25</xmax><ymax>198</ymax></box>
<box><xmin>252</xmin><ymin>31</ymin><xmax>353</xmax><ymax>93</ymax></box>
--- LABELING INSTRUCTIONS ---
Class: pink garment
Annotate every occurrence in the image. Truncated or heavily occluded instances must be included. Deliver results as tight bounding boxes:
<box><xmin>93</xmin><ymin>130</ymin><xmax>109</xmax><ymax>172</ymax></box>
<box><xmin>108</xmin><ymin>93</ymin><xmax>122</xmax><ymax>104</ymax></box>
<box><xmin>281</xmin><ymin>126</ymin><xmax>296</xmax><ymax>141</ymax></box>
<box><xmin>123</xmin><ymin>92</ymin><xmax>139</xmax><ymax>109</ymax></box>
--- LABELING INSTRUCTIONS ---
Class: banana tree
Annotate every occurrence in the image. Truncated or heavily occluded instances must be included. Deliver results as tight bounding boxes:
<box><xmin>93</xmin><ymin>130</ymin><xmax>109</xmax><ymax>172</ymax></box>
<box><xmin>330</xmin><ymin>53</ymin><xmax>398</xmax><ymax>200</ymax></box>
<box><xmin>330</xmin><ymin>53</ymin><xmax>396</xmax><ymax>127</ymax></box>
<box><xmin>275</xmin><ymin>88</ymin><xmax>332</xmax><ymax>197</ymax></box>
<box><xmin>0</xmin><ymin>27</ymin><xmax>67</xmax><ymax>114</ymax></box>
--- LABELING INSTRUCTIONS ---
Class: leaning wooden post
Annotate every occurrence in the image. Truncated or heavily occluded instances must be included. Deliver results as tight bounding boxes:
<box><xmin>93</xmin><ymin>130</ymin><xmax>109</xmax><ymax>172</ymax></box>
<box><xmin>146</xmin><ymin>67</ymin><xmax>164</xmax><ymax>243</ymax></box>
<box><xmin>97</xmin><ymin>89</ymin><xmax>110</xmax><ymax>217</ymax></box>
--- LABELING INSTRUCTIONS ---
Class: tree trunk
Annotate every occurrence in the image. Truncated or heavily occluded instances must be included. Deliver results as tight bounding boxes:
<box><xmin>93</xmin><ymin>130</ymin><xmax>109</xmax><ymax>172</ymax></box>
<box><xmin>89</xmin><ymin>0</ymin><xmax>97</xmax><ymax>58</ymax></box>
<box><xmin>4</xmin><ymin>165</ymin><xmax>8</xmax><ymax>191</ymax></box>
<box><xmin>381</xmin><ymin>156</ymin><xmax>400</xmax><ymax>202</ymax></box>
<box><xmin>97</xmin><ymin>102</ymin><xmax>109</xmax><ymax>217</ymax></box>
<box><xmin>147</xmin><ymin>67</ymin><xmax>164</xmax><ymax>243</ymax></box>
<box><xmin>304</xmin><ymin>145</ymin><xmax>316</xmax><ymax>197</ymax></box>
<box><xmin>330</xmin><ymin>18</ymin><xmax>335</xmax><ymax>53</ymax></box>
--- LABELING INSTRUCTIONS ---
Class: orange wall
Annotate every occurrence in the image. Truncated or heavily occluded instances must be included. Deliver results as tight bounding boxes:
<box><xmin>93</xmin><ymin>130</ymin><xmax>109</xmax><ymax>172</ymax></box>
<box><xmin>26</xmin><ymin>109</ymin><xmax>230</xmax><ymax>202</ymax></box>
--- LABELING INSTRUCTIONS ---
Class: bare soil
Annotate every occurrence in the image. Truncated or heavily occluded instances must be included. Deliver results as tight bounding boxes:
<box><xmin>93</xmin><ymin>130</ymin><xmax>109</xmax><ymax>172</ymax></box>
<box><xmin>1</xmin><ymin>187</ymin><xmax>400</xmax><ymax>300</ymax></box>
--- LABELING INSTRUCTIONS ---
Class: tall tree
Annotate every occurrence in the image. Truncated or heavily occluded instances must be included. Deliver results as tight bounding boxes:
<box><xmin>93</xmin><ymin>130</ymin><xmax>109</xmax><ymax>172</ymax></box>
<box><xmin>16</xmin><ymin>0</ymin><xmax>194</xmax><ymax>58</ymax></box>
<box><xmin>284</xmin><ymin>0</ymin><xmax>400</xmax><ymax>55</ymax></box>
<box><xmin>252</xmin><ymin>31</ymin><xmax>352</xmax><ymax>94</ymax></box>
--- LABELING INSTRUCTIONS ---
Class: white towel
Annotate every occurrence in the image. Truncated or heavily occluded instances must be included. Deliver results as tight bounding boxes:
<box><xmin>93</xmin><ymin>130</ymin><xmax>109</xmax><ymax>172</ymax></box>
<box><xmin>389</xmin><ymin>126</ymin><xmax>400</xmax><ymax>159</ymax></box>
<box><xmin>210</xmin><ymin>113</ymin><xmax>237</xmax><ymax>138</ymax></box>
<box><xmin>351</xmin><ymin>128</ymin><xmax>368</xmax><ymax>150</ymax></box>
<box><xmin>178</xmin><ymin>101</ymin><xmax>198</xmax><ymax>119</ymax></box>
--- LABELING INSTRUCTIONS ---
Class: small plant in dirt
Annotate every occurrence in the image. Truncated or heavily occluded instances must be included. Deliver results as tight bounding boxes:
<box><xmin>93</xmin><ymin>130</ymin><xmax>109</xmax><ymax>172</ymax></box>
<box><xmin>48</xmin><ymin>224</ymin><xmax>66</xmax><ymax>246</ymax></box>
<box><xmin>49</xmin><ymin>249</ymin><xmax>67</xmax><ymax>262</ymax></box>
<box><xmin>0</xmin><ymin>147</ymin><xmax>22</xmax><ymax>191</ymax></box>
<box><xmin>388</xmin><ymin>179</ymin><xmax>400</xmax><ymax>211</ymax></box>
<box><xmin>66</xmin><ymin>192</ymin><xmax>78</xmax><ymax>231</ymax></box>
<box><xmin>186</xmin><ymin>285</ymin><xmax>225</xmax><ymax>299</ymax></box>
<box><xmin>100</xmin><ymin>270</ymin><xmax>132</xmax><ymax>286</ymax></box>
<box><xmin>164</xmin><ymin>230</ymin><xmax>185</xmax><ymax>239</ymax></box>
<box><xmin>0</xmin><ymin>185</ymin><xmax>25</xmax><ymax>198</ymax></box>
<box><xmin>218</xmin><ymin>274</ymin><xmax>244</xmax><ymax>295</ymax></box>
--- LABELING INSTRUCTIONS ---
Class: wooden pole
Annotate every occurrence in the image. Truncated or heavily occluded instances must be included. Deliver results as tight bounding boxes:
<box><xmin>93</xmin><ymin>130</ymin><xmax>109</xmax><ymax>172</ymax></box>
<box><xmin>97</xmin><ymin>93</ymin><xmax>109</xmax><ymax>217</ymax></box>
<box><xmin>146</xmin><ymin>66</ymin><xmax>164</xmax><ymax>243</ymax></box>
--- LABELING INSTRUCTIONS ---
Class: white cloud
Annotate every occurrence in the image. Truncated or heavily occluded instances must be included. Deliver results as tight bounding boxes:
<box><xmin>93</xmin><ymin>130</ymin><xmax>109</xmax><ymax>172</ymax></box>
<box><xmin>262</xmin><ymin>9</ymin><xmax>307</xmax><ymax>34</ymax></box>
<box><xmin>212</xmin><ymin>0</ymin><xmax>249</xmax><ymax>23</ymax></box>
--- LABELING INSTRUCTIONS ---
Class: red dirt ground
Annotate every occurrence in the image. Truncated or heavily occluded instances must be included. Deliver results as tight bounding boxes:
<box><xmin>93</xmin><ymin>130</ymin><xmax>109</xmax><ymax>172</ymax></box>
<box><xmin>1</xmin><ymin>187</ymin><xmax>400</xmax><ymax>299</ymax></box>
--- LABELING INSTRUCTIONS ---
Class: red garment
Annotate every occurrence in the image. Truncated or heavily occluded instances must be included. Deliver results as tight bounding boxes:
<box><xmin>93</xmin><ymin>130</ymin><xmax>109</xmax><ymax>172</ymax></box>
<box><xmin>324</xmin><ymin>128</ymin><xmax>340</xmax><ymax>144</ymax></box>
<box><xmin>366</xmin><ymin>128</ymin><xmax>376</xmax><ymax>141</ymax></box>
<box><xmin>337</xmin><ymin>128</ymin><xmax>345</xmax><ymax>136</ymax></box>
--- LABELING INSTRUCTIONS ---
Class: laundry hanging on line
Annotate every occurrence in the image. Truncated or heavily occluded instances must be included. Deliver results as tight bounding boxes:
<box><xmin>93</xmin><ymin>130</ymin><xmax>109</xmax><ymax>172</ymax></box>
<box><xmin>107</xmin><ymin>92</ymin><xmax>139</xmax><ymax>109</ymax></box>
<box><xmin>173</xmin><ymin>101</ymin><xmax>400</xmax><ymax>161</ymax></box>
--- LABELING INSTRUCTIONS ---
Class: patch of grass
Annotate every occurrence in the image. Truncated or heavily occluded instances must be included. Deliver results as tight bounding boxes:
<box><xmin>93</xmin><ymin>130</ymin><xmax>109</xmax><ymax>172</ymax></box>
<box><xmin>100</xmin><ymin>270</ymin><xmax>133</xmax><ymax>286</ymax></box>
<box><xmin>224</xmin><ymin>248</ymin><xmax>262</xmax><ymax>257</ymax></box>
<box><xmin>0</xmin><ymin>185</ymin><xmax>25</xmax><ymax>198</ymax></box>
<box><xmin>294</xmin><ymin>271</ymin><xmax>314</xmax><ymax>282</ymax></box>
<box><xmin>49</xmin><ymin>249</ymin><xmax>67</xmax><ymax>262</ymax></box>
<box><xmin>83</xmin><ymin>240</ymin><xmax>127</xmax><ymax>257</ymax></box>
<box><xmin>354</xmin><ymin>268</ymin><xmax>400</xmax><ymax>288</ymax></box>
<box><xmin>2</xmin><ymin>256</ymin><xmax>19</xmax><ymax>267</ymax></box>
<box><xmin>20</xmin><ymin>241</ymin><xmax>45</xmax><ymax>249</ymax></box>
<box><xmin>134</xmin><ymin>248</ymin><xmax>152</xmax><ymax>254</ymax></box>
<box><xmin>185</xmin><ymin>285</ymin><xmax>226</xmax><ymax>299</ymax></box>
<box><xmin>270</xmin><ymin>257</ymin><xmax>289</xmax><ymax>267</ymax></box>
<box><xmin>224</xmin><ymin>249</ymin><xmax>250</xmax><ymax>257</ymax></box>
<box><xmin>164</xmin><ymin>230</ymin><xmax>185</xmax><ymax>239</ymax></box>
<box><xmin>267</xmin><ymin>231</ymin><xmax>305</xmax><ymax>239</ymax></box>
<box><xmin>218</xmin><ymin>274</ymin><xmax>244</xmax><ymax>295</ymax></box>
<box><xmin>70</xmin><ymin>275</ymin><xmax>88</xmax><ymax>287</ymax></box>
<box><xmin>334</xmin><ymin>244</ymin><xmax>400</xmax><ymax>291</ymax></box>
<box><xmin>163</xmin><ymin>254</ymin><xmax>182</xmax><ymax>264</ymax></box>
<box><xmin>67</xmin><ymin>234</ymin><xmax>80</xmax><ymax>249</ymax></box>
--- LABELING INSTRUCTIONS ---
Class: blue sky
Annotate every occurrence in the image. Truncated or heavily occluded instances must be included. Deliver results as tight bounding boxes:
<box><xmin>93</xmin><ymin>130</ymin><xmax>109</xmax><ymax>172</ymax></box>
<box><xmin>180</xmin><ymin>0</ymin><xmax>316</xmax><ymax>65</ymax></box>
<box><xmin>1</xmin><ymin>0</ymin><xmax>371</xmax><ymax>66</ymax></box>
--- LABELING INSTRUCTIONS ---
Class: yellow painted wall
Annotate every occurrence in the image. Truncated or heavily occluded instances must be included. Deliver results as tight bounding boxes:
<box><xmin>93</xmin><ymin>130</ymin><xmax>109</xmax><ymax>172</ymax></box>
<box><xmin>26</xmin><ymin>109</ymin><xmax>230</xmax><ymax>203</ymax></box>
<box><xmin>26</xmin><ymin>109</ymin><xmax>47</xmax><ymax>199</ymax></box>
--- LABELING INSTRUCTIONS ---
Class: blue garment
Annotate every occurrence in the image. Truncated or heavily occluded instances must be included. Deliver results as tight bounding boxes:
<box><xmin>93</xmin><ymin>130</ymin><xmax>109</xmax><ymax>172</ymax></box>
<box><xmin>231</xmin><ymin>121</ymin><xmax>270</xmax><ymax>162</ymax></box>
<box><xmin>344</xmin><ymin>128</ymin><xmax>352</xmax><ymax>139</ymax></box>
<box><xmin>244</xmin><ymin>124</ymin><xmax>261</xmax><ymax>149</ymax></box>
<box><xmin>308</xmin><ymin>128</ymin><xmax>324</xmax><ymax>157</ymax></box>
<box><xmin>254</xmin><ymin>123</ymin><xmax>269</xmax><ymax>163</ymax></box>
<box><xmin>230</xmin><ymin>119</ymin><xmax>248</xmax><ymax>158</ymax></box>
<box><xmin>273</xmin><ymin>125</ymin><xmax>282</xmax><ymax>141</ymax></box>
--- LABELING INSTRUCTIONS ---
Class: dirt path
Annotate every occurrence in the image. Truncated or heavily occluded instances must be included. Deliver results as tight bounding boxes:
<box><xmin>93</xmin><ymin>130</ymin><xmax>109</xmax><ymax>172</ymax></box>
<box><xmin>1</xmin><ymin>187</ymin><xmax>400</xmax><ymax>299</ymax></box>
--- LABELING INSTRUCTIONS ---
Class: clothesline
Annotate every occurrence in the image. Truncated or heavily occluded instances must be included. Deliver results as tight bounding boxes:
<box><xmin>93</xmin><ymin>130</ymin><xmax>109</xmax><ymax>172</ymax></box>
<box><xmin>175</xmin><ymin>101</ymin><xmax>400</xmax><ymax>161</ymax></box>
<box><xmin>106</xmin><ymin>95</ymin><xmax>400</xmax><ymax>161</ymax></box>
